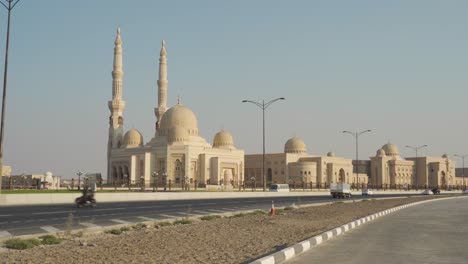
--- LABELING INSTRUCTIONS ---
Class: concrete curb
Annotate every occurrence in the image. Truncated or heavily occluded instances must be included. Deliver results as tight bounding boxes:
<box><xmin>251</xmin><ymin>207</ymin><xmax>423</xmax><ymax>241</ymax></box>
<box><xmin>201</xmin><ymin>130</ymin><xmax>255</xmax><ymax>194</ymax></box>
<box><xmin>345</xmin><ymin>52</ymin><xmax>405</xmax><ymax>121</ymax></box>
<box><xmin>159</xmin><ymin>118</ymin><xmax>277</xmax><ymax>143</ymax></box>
<box><xmin>249</xmin><ymin>196</ymin><xmax>466</xmax><ymax>264</ymax></box>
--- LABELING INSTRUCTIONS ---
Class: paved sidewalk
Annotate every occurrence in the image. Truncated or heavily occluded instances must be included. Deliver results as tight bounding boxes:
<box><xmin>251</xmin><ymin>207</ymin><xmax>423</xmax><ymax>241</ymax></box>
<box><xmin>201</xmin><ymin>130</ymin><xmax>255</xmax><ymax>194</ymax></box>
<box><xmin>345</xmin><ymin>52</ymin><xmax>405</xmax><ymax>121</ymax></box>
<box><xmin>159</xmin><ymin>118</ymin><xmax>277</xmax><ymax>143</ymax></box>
<box><xmin>287</xmin><ymin>197</ymin><xmax>468</xmax><ymax>264</ymax></box>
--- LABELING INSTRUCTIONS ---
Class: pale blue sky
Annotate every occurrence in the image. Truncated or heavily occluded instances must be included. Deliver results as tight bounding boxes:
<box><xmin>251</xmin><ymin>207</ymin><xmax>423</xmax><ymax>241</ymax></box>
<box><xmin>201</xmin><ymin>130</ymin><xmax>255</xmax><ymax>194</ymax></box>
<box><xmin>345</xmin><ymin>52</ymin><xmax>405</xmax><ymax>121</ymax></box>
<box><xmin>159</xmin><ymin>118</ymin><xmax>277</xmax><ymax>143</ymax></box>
<box><xmin>2</xmin><ymin>1</ymin><xmax>468</xmax><ymax>178</ymax></box>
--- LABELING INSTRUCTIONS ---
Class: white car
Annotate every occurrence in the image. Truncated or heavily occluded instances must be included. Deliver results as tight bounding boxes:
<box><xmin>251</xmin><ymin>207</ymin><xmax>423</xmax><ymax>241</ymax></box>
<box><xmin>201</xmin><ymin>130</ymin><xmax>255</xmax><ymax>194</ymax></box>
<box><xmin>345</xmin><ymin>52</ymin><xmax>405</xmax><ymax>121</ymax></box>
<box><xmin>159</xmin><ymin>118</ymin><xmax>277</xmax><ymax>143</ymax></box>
<box><xmin>362</xmin><ymin>189</ymin><xmax>374</xmax><ymax>196</ymax></box>
<box><xmin>421</xmin><ymin>189</ymin><xmax>433</xmax><ymax>195</ymax></box>
<box><xmin>463</xmin><ymin>190</ymin><xmax>468</xmax><ymax>194</ymax></box>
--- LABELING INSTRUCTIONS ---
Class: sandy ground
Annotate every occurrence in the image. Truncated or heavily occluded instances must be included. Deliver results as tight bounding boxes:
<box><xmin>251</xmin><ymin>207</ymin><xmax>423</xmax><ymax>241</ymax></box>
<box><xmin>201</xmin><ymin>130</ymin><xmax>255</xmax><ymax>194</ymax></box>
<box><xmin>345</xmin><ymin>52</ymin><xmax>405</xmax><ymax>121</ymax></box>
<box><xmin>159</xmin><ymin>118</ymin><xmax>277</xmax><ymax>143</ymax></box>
<box><xmin>0</xmin><ymin>196</ymin><xmax>442</xmax><ymax>264</ymax></box>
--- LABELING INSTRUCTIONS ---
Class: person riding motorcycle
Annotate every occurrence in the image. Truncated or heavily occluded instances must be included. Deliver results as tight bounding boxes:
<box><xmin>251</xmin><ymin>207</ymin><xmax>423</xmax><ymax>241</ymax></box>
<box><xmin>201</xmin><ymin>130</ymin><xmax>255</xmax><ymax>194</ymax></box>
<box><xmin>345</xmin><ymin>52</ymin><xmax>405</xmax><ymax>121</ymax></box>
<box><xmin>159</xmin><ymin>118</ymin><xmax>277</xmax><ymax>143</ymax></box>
<box><xmin>75</xmin><ymin>185</ymin><xmax>97</xmax><ymax>207</ymax></box>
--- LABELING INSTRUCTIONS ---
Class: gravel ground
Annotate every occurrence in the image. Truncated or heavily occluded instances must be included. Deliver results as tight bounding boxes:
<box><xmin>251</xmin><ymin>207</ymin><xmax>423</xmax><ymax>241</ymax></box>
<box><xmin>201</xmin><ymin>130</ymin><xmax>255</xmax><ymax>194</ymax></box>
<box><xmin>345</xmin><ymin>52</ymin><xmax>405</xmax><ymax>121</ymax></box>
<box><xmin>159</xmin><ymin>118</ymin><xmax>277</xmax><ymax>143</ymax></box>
<box><xmin>0</xmin><ymin>196</ymin><xmax>444</xmax><ymax>264</ymax></box>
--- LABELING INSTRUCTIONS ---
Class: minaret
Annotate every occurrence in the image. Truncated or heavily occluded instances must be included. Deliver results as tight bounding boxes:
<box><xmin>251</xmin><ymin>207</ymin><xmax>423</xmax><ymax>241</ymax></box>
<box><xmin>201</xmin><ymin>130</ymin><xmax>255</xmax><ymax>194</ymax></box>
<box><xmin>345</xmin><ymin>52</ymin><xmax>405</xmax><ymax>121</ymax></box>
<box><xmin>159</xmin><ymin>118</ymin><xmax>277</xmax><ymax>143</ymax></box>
<box><xmin>155</xmin><ymin>40</ymin><xmax>168</xmax><ymax>131</ymax></box>
<box><xmin>107</xmin><ymin>27</ymin><xmax>126</xmax><ymax>180</ymax></box>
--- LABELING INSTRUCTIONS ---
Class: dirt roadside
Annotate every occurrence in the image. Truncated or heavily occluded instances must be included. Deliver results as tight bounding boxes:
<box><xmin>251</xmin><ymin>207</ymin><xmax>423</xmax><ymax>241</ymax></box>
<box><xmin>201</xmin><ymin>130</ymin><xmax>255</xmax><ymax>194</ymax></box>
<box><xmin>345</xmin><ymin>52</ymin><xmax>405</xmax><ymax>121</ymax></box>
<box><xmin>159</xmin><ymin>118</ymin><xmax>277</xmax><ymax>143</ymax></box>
<box><xmin>0</xmin><ymin>196</ymin><xmax>450</xmax><ymax>264</ymax></box>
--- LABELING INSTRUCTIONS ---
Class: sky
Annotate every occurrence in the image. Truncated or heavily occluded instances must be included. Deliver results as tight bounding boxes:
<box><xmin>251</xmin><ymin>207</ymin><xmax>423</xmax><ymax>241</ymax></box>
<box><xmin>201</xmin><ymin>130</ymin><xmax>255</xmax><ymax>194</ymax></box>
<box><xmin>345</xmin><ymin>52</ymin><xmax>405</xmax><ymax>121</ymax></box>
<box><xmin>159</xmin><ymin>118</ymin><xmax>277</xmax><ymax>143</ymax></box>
<box><xmin>1</xmin><ymin>0</ymin><xmax>468</xmax><ymax>178</ymax></box>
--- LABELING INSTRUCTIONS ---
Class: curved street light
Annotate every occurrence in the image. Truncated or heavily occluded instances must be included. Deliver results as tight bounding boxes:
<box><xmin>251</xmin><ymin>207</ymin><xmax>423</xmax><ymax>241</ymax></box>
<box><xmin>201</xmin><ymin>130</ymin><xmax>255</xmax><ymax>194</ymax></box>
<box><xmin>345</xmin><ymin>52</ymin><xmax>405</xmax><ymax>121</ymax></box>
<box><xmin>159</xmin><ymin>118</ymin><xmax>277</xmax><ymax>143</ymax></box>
<box><xmin>343</xmin><ymin>130</ymin><xmax>371</xmax><ymax>187</ymax></box>
<box><xmin>242</xmin><ymin>97</ymin><xmax>285</xmax><ymax>191</ymax></box>
<box><xmin>405</xmin><ymin>145</ymin><xmax>428</xmax><ymax>189</ymax></box>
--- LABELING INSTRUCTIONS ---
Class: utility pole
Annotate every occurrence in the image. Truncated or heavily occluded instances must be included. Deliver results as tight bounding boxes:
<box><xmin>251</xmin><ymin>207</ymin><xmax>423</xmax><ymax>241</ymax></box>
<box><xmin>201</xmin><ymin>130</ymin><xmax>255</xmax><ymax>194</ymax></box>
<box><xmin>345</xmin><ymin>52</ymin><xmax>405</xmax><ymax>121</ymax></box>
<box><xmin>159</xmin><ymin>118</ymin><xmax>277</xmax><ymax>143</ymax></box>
<box><xmin>0</xmin><ymin>0</ymin><xmax>21</xmax><ymax>193</ymax></box>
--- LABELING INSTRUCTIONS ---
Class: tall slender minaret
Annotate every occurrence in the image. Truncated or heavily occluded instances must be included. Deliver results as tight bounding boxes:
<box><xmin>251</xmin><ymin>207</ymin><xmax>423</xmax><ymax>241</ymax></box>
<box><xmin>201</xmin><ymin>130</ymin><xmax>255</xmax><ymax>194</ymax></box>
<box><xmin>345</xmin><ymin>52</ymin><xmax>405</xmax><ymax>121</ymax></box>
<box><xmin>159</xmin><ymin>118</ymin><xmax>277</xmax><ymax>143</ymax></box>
<box><xmin>155</xmin><ymin>40</ymin><xmax>168</xmax><ymax>131</ymax></box>
<box><xmin>107</xmin><ymin>27</ymin><xmax>126</xmax><ymax>180</ymax></box>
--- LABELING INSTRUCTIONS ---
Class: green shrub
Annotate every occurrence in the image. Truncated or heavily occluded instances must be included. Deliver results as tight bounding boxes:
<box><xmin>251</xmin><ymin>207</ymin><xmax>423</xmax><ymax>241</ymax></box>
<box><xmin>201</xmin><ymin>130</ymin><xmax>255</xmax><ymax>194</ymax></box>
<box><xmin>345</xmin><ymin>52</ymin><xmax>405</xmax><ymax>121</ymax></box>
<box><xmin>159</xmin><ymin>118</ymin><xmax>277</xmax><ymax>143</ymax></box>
<box><xmin>248</xmin><ymin>210</ymin><xmax>267</xmax><ymax>216</ymax></box>
<box><xmin>4</xmin><ymin>238</ymin><xmax>41</xmax><ymax>250</ymax></box>
<box><xmin>132</xmin><ymin>223</ymin><xmax>148</xmax><ymax>230</ymax></box>
<box><xmin>157</xmin><ymin>221</ymin><xmax>172</xmax><ymax>227</ymax></box>
<box><xmin>229</xmin><ymin>213</ymin><xmax>246</xmax><ymax>218</ymax></box>
<box><xmin>361</xmin><ymin>199</ymin><xmax>369</xmax><ymax>202</ymax></box>
<box><xmin>284</xmin><ymin>206</ymin><xmax>294</xmax><ymax>211</ymax></box>
<box><xmin>200</xmin><ymin>215</ymin><xmax>221</xmax><ymax>221</ymax></box>
<box><xmin>105</xmin><ymin>229</ymin><xmax>122</xmax><ymax>235</ymax></box>
<box><xmin>275</xmin><ymin>209</ymin><xmax>285</xmax><ymax>215</ymax></box>
<box><xmin>120</xmin><ymin>226</ymin><xmax>130</xmax><ymax>232</ymax></box>
<box><xmin>173</xmin><ymin>219</ymin><xmax>192</xmax><ymax>225</ymax></box>
<box><xmin>39</xmin><ymin>235</ymin><xmax>62</xmax><ymax>245</ymax></box>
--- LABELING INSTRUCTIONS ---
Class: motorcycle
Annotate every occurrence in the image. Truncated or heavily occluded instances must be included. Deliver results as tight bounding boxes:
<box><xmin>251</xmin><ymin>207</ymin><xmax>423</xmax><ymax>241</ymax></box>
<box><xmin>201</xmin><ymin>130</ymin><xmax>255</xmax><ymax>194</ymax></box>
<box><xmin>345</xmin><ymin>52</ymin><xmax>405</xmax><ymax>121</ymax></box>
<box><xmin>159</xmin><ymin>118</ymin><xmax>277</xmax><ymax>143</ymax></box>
<box><xmin>75</xmin><ymin>194</ymin><xmax>97</xmax><ymax>208</ymax></box>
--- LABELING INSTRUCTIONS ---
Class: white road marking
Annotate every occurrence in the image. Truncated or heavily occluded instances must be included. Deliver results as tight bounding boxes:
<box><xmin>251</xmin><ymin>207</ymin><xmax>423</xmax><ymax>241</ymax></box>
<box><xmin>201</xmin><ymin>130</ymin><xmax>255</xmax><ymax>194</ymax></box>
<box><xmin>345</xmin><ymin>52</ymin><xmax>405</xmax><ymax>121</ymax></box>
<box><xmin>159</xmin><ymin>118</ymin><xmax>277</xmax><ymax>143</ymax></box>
<box><xmin>32</xmin><ymin>211</ymin><xmax>75</xmax><ymax>215</ymax></box>
<box><xmin>111</xmin><ymin>219</ymin><xmax>132</xmax><ymax>225</ymax></box>
<box><xmin>158</xmin><ymin>214</ymin><xmax>179</xmax><ymax>219</ymax></box>
<box><xmin>138</xmin><ymin>216</ymin><xmax>157</xmax><ymax>221</ymax></box>
<box><xmin>94</xmin><ymin>207</ymin><xmax>127</xmax><ymax>211</ymax></box>
<box><xmin>80</xmin><ymin>222</ymin><xmax>99</xmax><ymax>228</ymax></box>
<box><xmin>206</xmin><ymin>209</ymin><xmax>226</xmax><ymax>213</ymax></box>
<box><xmin>0</xmin><ymin>214</ymin><xmax>12</xmax><ymax>217</ymax></box>
<box><xmin>40</xmin><ymin>226</ymin><xmax>61</xmax><ymax>233</ymax></box>
<box><xmin>0</xmin><ymin>231</ymin><xmax>12</xmax><ymax>238</ymax></box>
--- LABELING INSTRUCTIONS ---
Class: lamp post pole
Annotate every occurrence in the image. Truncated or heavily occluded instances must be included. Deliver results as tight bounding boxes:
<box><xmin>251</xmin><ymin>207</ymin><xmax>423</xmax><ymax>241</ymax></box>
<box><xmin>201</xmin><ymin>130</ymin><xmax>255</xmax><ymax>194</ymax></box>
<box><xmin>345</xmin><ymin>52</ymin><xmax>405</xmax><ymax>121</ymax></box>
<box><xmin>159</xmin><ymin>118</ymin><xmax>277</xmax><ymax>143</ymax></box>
<box><xmin>343</xmin><ymin>130</ymin><xmax>371</xmax><ymax>187</ymax></box>
<box><xmin>405</xmin><ymin>145</ymin><xmax>428</xmax><ymax>190</ymax></box>
<box><xmin>454</xmin><ymin>154</ymin><xmax>467</xmax><ymax>191</ymax></box>
<box><xmin>242</xmin><ymin>97</ymin><xmax>285</xmax><ymax>191</ymax></box>
<box><xmin>152</xmin><ymin>171</ymin><xmax>157</xmax><ymax>192</ymax></box>
<box><xmin>76</xmin><ymin>171</ymin><xmax>83</xmax><ymax>191</ymax></box>
<box><xmin>0</xmin><ymin>0</ymin><xmax>21</xmax><ymax>193</ymax></box>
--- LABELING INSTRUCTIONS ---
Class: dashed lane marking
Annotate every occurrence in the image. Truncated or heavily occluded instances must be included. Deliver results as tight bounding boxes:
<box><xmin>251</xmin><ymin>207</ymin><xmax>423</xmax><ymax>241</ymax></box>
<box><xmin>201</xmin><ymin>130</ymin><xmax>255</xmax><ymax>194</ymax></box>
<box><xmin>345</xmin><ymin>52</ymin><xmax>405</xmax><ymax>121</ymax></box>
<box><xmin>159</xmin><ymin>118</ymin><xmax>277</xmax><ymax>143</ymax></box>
<box><xmin>41</xmin><ymin>226</ymin><xmax>61</xmax><ymax>233</ymax></box>
<box><xmin>158</xmin><ymin>214</ymin><xmax>179</xmax><ymax>219</ymax></box>
<box><xmin>32</xmin><ymin>211</ymin><xmax>75</xmax><ymax>215</ymax></box>
<box><xmin>79</xmin><ymin>222</ymin><xmax>100</xmax><ymax>228</ymax></box>
<box><xmin>111</xmin><ymin>219</ymin><xmax>132</xmax><ymax>225</ymax></box>
<box><xmin>137</xmin><ymin>216</ymin><xmax>157</xmax><ymax>221</ymax></box>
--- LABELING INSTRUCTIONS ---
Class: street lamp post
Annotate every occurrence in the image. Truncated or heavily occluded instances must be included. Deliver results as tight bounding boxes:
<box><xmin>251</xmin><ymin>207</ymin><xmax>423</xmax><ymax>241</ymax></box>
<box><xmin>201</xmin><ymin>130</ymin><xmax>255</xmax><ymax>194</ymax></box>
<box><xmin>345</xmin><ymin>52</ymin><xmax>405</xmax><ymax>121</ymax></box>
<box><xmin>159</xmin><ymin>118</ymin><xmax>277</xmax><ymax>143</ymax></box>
<box><xmin>343</xmin><ymin>130</ymin><xmax>371</xmax><ymax>187</ymax></box>
<box><xmin>454</xmin><ymin>154</ymin><xmax>468</xmax><ymax>191</ymax></box>
<box><xmin>405</xmin><ymin>145</ymin><xmax>428</xmax><ymax>190</ymax></box>
<box><xmin>0</xmin><ymin>0</ymin><xmax>21</xmax><ymax>194</ymax></box>
<box><xmin>76</xmin><ymin>171</ymin><xmax>83</xmax><ymax>191</ymax></box>
<box><xmin>242</xmin><ymin>97</ymin><xmax>285</xmax><ymax>191</ymax></box>
<box><xmin>152</xmin><ymin>171</ymin><xmax>157</xmax><ymax>192</ymax></box>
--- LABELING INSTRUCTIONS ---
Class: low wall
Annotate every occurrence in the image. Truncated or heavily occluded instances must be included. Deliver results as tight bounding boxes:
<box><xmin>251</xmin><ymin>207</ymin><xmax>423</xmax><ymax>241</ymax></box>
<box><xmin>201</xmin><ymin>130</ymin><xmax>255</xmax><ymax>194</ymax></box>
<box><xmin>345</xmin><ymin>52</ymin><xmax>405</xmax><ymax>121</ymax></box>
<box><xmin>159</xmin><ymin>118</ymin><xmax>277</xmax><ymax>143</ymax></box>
<box><xmin>0</xmin><ymin>190</ymin><xmax>426</xmax><ymax>206</ymax></box>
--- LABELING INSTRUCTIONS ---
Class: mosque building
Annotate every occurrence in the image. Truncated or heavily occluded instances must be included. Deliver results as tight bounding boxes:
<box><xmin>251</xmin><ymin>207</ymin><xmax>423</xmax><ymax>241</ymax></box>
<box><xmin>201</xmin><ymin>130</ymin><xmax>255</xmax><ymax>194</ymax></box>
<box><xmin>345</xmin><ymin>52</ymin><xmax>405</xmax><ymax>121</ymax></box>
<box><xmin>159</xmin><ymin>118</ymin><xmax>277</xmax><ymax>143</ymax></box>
<box><xmin>107</xmin><ymin>28</ymin><xmax>244</xmax><ymax>187</ymax></box>
<box><xmin>244</xmin><ymin>137</ymin><xmax>357</xmax><ymax>187</ymax></box>
<box><xmin>245</xmin><ymin>139</ymin><xmax>456</xmax><ymax>189</ymax></box>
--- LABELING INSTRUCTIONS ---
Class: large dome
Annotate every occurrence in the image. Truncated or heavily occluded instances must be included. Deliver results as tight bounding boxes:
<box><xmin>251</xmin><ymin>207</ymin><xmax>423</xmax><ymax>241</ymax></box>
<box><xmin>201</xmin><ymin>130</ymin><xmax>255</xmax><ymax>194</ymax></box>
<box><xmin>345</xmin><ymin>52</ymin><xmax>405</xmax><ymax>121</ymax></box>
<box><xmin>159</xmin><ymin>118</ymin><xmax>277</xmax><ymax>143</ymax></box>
<box><xmin>213</xmin><ymin>130</ymin><xmax>235</xmax><ymax>149</ymax></box>
<box><xmin>168</xmin><ymin>125</ymin><xmax>189</xmax><ymax>144</ymax></box>
<box><xmin>284</xmin><ymin>137</ymin><xmax>307</xmax><ymax>154</ymax></box>
<box><xmin>159</xmin><ymin>104</ymin><xmax>198</xmax><ymax>137</ymax></box>
<box><xmin>123</xmin><ymin>129</ymin><xmax>143</xmax><ymax>148</ymax></box>
<box><xmin>382</xmin><ymin>143</ymin><xmax>399</xmax><ymax>156</ymax></box>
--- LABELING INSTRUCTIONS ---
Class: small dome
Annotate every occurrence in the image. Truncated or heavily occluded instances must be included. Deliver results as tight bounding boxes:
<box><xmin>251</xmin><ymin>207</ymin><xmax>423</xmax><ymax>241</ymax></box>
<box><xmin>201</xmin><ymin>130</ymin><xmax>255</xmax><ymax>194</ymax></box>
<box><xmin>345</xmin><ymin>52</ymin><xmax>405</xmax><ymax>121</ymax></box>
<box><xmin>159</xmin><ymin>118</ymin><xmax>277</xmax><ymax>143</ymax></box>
<box><xmin>159</xmin><ymin>104</ymin><xmax>198</xmax><ymax>136</ymax></box>
<box><xmin>168</xmin><ymin>125</ymin><xmax>189</xmax><ymax>143</ymax></box>
<box><xmin>284</xmin><ymin>137</ymin><xmax>307</xmax><ymax>154</ymax></box>
<box><xmin>376</xmin><ymin>148</ymin><xmax>386</xmax><ymax>157</ymax></box>
<box><xmin>382</xmin><ymin>143</ymin><xmax>399</xmax><ymax>156</ymax></box>
<box><xmin>213</xmin><ymin>130</ymin><xmax>235</xmax><ymax>149</ymax></box>
<box><xmin>327</xmin><ymin>152</ymin><xmax>336</xmax><ymax>157</ymax></box>
<box><xmin>123</xmin><ymin>129</ymin><xmax>143</xmax><ymax>148</ymax></box>
<box><xmin>442</xmin><ymin>154</ymin><xmax>448</xmax><ymax>158</ymax></box>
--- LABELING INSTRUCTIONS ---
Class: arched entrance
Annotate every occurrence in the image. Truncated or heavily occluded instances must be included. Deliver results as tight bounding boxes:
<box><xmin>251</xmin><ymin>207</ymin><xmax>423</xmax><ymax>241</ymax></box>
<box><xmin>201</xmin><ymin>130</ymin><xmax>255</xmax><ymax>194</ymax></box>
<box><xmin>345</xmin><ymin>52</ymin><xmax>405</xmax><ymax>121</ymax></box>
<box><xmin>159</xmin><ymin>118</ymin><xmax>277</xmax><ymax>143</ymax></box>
<box><xmin>441</xmin><ymin>171</ymin><xmax>446</xmax><ymax>189</ymax></box>
<box><xmin>339</xmin><ymin>169</ymin><xmax>345</xmax><ymax>183</ymax></box>
<box><xmin>223</xmin><ymin>169</ymin><xmax>233</xmax><ymax>185</ymax></box>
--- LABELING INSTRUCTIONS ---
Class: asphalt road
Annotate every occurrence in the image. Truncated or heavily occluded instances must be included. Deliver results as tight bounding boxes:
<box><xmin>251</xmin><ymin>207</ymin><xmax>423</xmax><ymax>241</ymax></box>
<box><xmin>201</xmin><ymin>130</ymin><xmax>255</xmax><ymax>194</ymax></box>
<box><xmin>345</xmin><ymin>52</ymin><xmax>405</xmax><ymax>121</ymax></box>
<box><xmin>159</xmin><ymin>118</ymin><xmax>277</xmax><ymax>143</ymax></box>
<box><xmin>0</xmin><ymin>194</ymin><xmax>417</xmax><ymax>239</ymax></box>
<box><xmin>287</xmin><ymin>196</ymin><xmax>468</xmax><ymax>264</ymax></box>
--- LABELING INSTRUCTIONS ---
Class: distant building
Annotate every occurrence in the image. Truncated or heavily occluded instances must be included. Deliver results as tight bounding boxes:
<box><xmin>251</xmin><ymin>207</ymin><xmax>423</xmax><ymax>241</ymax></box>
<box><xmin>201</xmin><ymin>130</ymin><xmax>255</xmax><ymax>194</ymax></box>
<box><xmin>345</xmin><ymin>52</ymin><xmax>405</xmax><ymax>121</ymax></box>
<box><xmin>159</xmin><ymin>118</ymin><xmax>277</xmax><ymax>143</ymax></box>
<box><xmin>2</xmin><ymin>165</ymin><xmax>11</xmax><ymax>176</ymax></box>
<box><xmin>245</xmin><ymin>137</ymin><xmax>355</xmax><ymax>187</ymax></box>
<box><xmin>2</xmin><ymin>172</ymin><xmax>61</xmax><ymax>190</ymax></box>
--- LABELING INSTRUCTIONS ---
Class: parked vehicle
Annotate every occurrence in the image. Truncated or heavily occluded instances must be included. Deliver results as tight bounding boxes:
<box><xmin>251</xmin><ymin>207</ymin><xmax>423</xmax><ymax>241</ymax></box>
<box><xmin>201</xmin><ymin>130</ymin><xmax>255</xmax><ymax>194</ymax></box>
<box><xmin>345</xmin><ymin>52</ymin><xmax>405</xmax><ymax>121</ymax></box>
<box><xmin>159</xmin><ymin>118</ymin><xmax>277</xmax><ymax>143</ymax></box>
<box><xmin>362</xmin><ymin>189</ymin><xmax>374</xmax><ymax>196</ymax></box>
<box><xmin>269</xmin><ymin>184</ymin><xmax>290</xmax><ymax>192</ymax></box>
<box><xmin>421</xmin><ymin>189</ymin><xmax>433</xmax><ymax>195</ymax></box>
<box><xmin>431</xmin><ymin>188</ymin><xmax>440</xmax><ymax>194</ymax></box>
<box><xmin>330</xmin><ymin>183</ymin><xmax>352</xmax><ymax>198</ymax></box>
<box><xmin>463</xmin><ymin>190</ymin><xmax>468</xmax><ymax>194</ymax></box>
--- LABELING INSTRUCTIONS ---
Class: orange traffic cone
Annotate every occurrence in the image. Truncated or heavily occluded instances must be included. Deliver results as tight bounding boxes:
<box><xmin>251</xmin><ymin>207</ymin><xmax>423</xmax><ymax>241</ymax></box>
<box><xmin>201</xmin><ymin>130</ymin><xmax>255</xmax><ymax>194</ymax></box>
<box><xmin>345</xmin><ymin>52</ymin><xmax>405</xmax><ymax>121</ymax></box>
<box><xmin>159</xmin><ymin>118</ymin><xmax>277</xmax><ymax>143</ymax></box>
<box><xmin>269</xmin><ymin>200</ymin><xmax>275</xmax><ymax>216</ymax></box>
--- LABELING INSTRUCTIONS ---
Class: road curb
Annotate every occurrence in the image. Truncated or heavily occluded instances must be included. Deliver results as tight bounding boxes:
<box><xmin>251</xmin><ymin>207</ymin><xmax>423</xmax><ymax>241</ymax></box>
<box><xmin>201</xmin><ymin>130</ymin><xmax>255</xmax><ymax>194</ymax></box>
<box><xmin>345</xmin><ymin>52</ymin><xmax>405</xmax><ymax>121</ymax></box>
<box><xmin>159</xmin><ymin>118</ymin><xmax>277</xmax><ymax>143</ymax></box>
<box><xmin>249</xmin><ymin>196</ymin><xmax>466</xmax><ymax>264</ymax></box>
